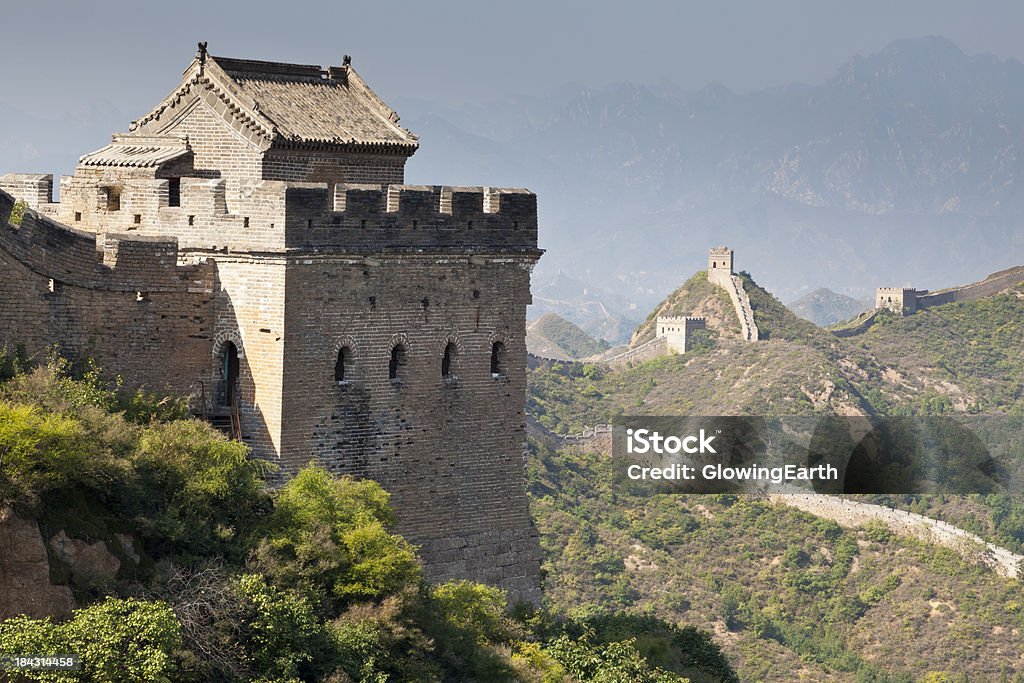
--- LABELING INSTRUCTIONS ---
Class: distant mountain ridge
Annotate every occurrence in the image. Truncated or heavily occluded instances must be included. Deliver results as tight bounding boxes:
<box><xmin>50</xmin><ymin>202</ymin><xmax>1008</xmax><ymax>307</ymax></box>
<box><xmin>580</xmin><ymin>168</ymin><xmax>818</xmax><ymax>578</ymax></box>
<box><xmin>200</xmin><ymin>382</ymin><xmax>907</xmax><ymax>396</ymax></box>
<box><xmin>527</xmin><ymin>313</ymin><xmax>610</xmax><ymax>360</ymax></box>
<box><xmin>397</xmin><ymin>36</ymin><xmax>1024</xmax><ymax>335</ymax></box>
<box><xmin>4</xmin><ymin>38</ymin><xmax>1024</xmax><ymax>340</ymax></box>
<box><xmin>787</xmin><ymin>288</ymin><xmax>872</xmax><ymax>326</ymax></box>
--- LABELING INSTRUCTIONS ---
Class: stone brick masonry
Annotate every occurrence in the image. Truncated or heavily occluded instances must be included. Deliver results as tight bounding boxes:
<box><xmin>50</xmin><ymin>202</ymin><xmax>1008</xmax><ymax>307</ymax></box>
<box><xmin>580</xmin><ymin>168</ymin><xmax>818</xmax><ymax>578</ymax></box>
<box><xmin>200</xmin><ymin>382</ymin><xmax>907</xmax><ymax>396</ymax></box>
<box><xmin>0</xmin><ymin>47</ymin><xmax>543</xmax><ymax>603</ymax></box>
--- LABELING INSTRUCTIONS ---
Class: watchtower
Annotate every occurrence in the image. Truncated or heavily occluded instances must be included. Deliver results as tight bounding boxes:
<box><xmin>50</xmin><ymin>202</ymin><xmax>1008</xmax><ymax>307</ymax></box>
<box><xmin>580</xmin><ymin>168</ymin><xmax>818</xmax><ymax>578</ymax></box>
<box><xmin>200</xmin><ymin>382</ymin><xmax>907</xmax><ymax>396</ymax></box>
<box><xmin>708</xmin><ymin>246</ymin><xmax>734</xmax><ymax>276</ymax></box>
<box><xmin>656</xmin><ymin>316</ymin><xmax>707</xmax><ymax>353</ymax></box>
<box><xmin>875</xmin><ymin>287</ymin><xmax>918</xmax><ymax>316</ymax></box>
<box><xmin>0</xmin><ymin>45</ymin><xmax>542</xmax><ymax>603</ymax></box>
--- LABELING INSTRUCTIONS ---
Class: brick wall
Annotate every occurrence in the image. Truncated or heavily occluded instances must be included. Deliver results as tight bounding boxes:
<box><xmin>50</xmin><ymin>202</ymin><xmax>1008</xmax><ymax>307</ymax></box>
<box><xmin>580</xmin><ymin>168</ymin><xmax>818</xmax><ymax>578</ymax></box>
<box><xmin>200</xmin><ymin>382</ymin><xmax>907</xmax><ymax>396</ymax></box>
<box><xmin>0</xmin><ymin>189</ymin><xmax>214</xmax><ymax>396</ymax></box>
<box><xmin>916</xmin><ymin>265</ymin><xmax>1024</xmax><ymax>309</ymax></box>
<box><xmin>277</xmin><ymin>252</ymin><xmax>542</xmax><ymax>603</ymax></box>
<box><xmin>262</xmin><ymin>149</ymin><xmax>406</xmax><ymax>185</ymax></box>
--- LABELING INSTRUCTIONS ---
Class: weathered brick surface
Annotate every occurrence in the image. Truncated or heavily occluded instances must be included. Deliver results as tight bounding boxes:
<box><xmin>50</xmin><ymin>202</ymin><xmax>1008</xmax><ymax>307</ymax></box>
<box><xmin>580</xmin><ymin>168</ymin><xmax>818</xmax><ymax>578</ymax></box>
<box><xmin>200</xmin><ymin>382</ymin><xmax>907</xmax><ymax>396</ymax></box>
<box><xmin>0</xmin><ymin>190</ymin><xmax>214</xmax><ymax>396</ymax></box>
<box><xmin>279</xmin><ymin>252</ymin><xmax>541</xmax><ymax>601</ymax></box>
<box><xmin>0</xmin><ymin>50</ymin><xmax>543</xmax><ymax>603</ymax></box>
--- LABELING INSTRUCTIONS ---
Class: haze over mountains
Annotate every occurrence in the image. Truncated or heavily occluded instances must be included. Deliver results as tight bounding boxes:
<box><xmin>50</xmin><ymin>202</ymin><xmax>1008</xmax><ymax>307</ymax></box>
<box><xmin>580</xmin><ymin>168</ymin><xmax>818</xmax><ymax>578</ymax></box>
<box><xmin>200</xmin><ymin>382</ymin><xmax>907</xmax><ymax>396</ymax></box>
<box><xmin>787</xmin><ymin>288</ymin><xmax>873</xmax><ymax>326</ymax></box>
<box><xmin>4</xmin><ymin>37</ymin><xmax>1024</xmax><ymax>342</ymax></box>
<box><xmin>396</xmin><ymin>36</ymin><xmax>1024</xmax><ymax>340</ymax></box>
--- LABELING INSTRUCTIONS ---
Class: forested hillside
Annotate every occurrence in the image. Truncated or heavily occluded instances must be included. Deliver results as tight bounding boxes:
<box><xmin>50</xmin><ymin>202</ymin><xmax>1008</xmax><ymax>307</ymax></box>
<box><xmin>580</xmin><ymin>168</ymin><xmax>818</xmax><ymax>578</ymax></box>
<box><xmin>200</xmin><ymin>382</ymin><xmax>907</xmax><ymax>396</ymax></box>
<box><xmin>0</xmin><ymin>353</ymin><xmax>735</xmax><ymax>682</ymax></box>
<box><xmin>525</xmin><ymin>275</ymin><xmax>1024</xmax><ymax>680</ymax></box>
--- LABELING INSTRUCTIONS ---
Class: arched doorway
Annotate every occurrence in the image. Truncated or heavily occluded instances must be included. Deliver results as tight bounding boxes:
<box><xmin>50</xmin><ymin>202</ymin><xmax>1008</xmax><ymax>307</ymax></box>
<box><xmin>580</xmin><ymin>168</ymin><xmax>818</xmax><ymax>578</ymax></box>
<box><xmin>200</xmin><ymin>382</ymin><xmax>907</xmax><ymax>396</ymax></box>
<box><xmin>222</xmin><ymin>341</ymin><xmax>239</xmax><ymax>407</ymax></box>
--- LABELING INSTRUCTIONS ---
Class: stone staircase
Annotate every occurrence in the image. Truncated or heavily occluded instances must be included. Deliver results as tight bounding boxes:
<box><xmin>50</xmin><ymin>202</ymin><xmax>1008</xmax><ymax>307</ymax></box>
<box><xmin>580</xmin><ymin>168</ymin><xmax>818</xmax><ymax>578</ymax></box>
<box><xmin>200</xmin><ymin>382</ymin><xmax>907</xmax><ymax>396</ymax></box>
<box><xmin>709</xmin><ymin>268</ymin><xmax>759</xmax><ymax>341</ymax></box>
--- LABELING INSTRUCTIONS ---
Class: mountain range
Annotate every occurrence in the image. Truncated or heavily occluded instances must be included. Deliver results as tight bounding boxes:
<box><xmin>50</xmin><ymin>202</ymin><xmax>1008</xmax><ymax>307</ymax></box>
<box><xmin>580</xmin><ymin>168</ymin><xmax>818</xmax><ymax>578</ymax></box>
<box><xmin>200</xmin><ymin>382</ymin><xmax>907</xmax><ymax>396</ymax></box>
<box><xmin>396</xmin><ymin>36</ymin><xmax>1024</xmax><ymax>340</ymax></box>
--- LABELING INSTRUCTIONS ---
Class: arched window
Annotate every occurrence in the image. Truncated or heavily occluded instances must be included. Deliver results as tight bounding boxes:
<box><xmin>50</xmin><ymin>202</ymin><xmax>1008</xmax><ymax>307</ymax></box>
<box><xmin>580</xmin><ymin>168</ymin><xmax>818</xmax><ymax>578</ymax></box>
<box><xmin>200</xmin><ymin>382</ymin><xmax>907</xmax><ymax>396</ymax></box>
<box><xmin>490</xmin><ymin>341</ymin><xmax>506</xmax><ymax>377</ymax></box>
<box><xmin>221</xmin><ymin>342</ymin><xmax>239</xmax><ymax>406</ymax></box>
<box><xmin>335</xmin><ymin>346</ymin><xmax>351</xmax><ymax>383</ymax></box>
<box><xmin>441</xmin><ymin>342</ymin><xmax>456</xmax><ymax>379</ymax></box>
<box><xmin>389</xmin><ymin>344</ymin><xmax>407</xmax><ymax>382</ymax></box>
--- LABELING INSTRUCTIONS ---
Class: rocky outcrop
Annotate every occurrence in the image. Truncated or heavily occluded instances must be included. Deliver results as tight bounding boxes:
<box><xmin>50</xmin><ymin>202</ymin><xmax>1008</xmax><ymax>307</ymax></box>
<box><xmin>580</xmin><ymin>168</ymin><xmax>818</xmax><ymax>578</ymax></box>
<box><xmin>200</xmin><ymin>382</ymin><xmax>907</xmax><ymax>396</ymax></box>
<box><xmin>49</xmin><ymin>530</ymin><xmax>122</xmax><ymax>587</ymax></box>
<box><xmin>0</xmin><ymin>508</ymin><xmax>74</xmax><ymax>619</ymax></box>
<box><xmin>0</xmin><ymin>508</ymin><xmax>143</xmax><ymax>620</ymax></box>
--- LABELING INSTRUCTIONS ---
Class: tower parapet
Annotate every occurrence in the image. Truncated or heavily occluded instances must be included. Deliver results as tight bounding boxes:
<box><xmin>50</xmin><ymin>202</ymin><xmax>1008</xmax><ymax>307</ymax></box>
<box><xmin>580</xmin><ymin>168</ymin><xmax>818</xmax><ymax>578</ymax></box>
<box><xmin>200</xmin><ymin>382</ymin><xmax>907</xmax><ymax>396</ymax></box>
<box><xmin>2</xmin><ymin>176</ymin><xmax>538</xmax><ymax>255</ymax></box>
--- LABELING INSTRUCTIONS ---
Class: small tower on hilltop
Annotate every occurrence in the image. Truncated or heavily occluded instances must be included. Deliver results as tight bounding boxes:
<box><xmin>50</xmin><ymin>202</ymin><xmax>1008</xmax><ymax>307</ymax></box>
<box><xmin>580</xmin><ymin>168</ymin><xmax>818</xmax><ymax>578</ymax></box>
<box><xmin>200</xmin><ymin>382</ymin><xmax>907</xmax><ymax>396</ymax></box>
<box><xmin>705</xmin><ymin>245</ymin><xmax>759</xmax><ymax>341</ymax></box>
<box><xmin>875</xmin><ymin>287</ymin><xmax>918</xmax><ymax>316</ymax></box>
<box><xmin>656</xmin><ymin>316</ymin><xmax>707</xmax><ymax>354</ymax></box>
<box><xmin>708</xmin><ymin>246</ymin><xmax>734</xmax><ymax>279</ymax></box>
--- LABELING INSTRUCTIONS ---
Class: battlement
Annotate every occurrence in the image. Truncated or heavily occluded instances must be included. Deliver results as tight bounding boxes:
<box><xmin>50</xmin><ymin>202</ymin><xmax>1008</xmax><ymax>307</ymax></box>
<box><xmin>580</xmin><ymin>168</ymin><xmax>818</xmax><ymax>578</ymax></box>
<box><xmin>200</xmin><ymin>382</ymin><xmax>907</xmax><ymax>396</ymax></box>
<box><xmin>285</xmin><ymin>183</ymin><xmax>538</xmax><ymax>251</ymax></box>
<box><xmin>657</xmin><ymin>315</ymin><xmax>707</xmax><ymax>324</ymax></box>
<box><xmin>1</xmin><ymin>187</ymin><xmax>210</xmax><ymax>292</ymax></box>
<box><xmin>0</xmin><ymin>174</ymin><xmax>54</xmax><ymax>209</ymax></box>
<box><xmin>4</xmin><ymin>174</ymin><xmax>538</xmax><ymax>254</ymax></box>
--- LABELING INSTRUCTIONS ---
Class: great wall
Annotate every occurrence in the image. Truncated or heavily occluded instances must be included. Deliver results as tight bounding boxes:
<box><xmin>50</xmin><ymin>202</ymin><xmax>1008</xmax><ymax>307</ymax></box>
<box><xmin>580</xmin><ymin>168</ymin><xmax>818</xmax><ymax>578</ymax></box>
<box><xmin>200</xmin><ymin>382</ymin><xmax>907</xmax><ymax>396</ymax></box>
<box><xmin>523</xmin><ymin>250</ymin><xmax>1024</xmax><ymax>583</ymax></box>
<box><xmin>563</xmin><ymin>245</ymin><xmax>757</xmax><ymax>369</ymax></box>
<box><xmin>865</xmin><ymin>265</ymin><xmax>1024</xmax><ymax>321</ymax></box>
<box><xmin>771</xmin><ymin>492</ymin><xmax>1023</xmax><ymax>579</ymax></box>
<box><xmin>0</xmin><ymin>46</ymin><xmax>543</xmax><ymax>603</ymax></box>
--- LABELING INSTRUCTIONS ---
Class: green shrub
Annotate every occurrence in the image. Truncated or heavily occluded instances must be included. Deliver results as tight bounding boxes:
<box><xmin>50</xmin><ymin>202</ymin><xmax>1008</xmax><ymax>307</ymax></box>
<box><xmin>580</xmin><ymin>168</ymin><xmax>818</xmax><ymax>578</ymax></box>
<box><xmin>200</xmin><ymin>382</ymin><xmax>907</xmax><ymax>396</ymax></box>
<box><xmin>0</xmin><ymin>598</ymin><xmax>181</xmax><ymax>683</ymax></box>
<box><xmin>9</xmin><ymin>199</ymin><xmax>27</xmax><ymax>226</ymax></box>
<box><xmin>251</xmin><ymin>465</ymin><xmax>420</xmax><ymax>615</ymax></box>
<box><xmin>234</xmin><ymin>573</ymin><xmax>335</xmax><ymax>682</ymax></box>
<box><xmin>0</xmin><ymin>401</ymin><xmax>130</xmax><ymax>507</ymax></box>
<box><xmin>128</xmin><ymin>420</ymin><xmax>272</xmax><ymax>561</ymax></box>
<box><xmin>545</xmin><ymin>629</ymin><xmax>686</xmax><ymax>683</ymax></box>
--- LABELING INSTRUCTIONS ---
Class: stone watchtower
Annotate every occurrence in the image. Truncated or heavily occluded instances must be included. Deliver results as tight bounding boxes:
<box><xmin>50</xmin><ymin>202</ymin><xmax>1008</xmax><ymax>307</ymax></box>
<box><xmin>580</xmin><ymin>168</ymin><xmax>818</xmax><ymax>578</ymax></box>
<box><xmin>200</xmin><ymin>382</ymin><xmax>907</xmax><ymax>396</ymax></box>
<box><xmin>708</xmin><ymin>246</ymin><xmax>733</xmax><ymax>277</ymax></box>
<box><xmin>655</xmin><ymin>316</ymin><xmax>706</xmax><ymax>353</ymax></box>
<box><xmin>875</xmin><ymin>287</ymin><xmax>918</xmax><ymax>316</ymax></box>
<box><xmin>0</xmin><ymin>45</ymin><xmax>542</xmax><ymax>602</ymax></box>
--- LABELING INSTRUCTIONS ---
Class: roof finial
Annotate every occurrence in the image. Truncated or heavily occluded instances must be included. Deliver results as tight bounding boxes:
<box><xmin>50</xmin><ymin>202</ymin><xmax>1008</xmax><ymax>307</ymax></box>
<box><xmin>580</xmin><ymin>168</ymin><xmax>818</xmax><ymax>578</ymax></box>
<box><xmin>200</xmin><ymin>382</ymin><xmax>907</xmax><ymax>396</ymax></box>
<box><xmin>343</xmin><ymin>55</ymin><xmax>351</xmax><ymax>68</ymax></box>
<box><xmin>197</xmin><ymin>41</ymin><xmax>208</xmax><ymax>65</ymax></box>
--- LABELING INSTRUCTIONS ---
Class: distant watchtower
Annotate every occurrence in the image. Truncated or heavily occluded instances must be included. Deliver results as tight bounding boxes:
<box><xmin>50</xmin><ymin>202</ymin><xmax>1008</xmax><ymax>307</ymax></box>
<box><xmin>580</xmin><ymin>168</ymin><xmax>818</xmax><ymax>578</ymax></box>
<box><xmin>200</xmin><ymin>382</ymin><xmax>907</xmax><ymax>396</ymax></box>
<box><xmin>875</xmin><ymin>287</ymin><xmax>918</xmax><ymax>316</ymax></box>
<box><xmin>708</xmin><ymin>246</ymin><xmax>734</xmax><ymax>277</ymax></box>
<box><xmin>656</xmin><ymin>316</ymin><xmax>707</xmax><ymax>353</ymax></box>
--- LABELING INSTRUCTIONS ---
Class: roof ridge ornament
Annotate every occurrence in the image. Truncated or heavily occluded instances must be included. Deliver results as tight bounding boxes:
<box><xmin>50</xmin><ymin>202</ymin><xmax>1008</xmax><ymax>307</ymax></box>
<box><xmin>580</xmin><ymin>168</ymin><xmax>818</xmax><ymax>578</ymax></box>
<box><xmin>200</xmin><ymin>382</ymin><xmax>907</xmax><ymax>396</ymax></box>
<box><xmin>197</xmin><ymin>41</ymin><xmax>208</xmax><ymax>75</ymax></box>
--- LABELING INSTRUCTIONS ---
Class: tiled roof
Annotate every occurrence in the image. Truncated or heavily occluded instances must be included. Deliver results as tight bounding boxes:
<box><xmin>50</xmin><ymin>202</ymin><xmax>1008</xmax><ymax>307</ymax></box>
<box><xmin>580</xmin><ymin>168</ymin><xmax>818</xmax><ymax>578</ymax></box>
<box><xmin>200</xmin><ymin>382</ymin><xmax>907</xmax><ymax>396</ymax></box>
<box><xmin>80</xmin><ymin>135</ymin><xmax>191</xmax><ymax>168</ymax></box>
<box><xmin>212</xmin><ymin>56</ymin><xmax>419</xmax><ymax>151</ymax></box>
<box><xmin>129</xmin><ymin>50</ymin><xmax>420</xmax><ymax>155</ymax></box>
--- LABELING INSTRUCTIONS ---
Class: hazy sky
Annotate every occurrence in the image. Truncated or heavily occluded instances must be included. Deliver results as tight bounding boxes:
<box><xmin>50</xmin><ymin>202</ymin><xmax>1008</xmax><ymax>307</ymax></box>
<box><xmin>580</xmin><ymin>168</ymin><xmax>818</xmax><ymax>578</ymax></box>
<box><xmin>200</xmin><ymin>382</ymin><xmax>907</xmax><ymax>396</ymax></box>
<box><xmin>3</xmin><ymin>0</ymin><xmax>1024</xmax><ymax>115</ymax></box>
